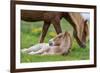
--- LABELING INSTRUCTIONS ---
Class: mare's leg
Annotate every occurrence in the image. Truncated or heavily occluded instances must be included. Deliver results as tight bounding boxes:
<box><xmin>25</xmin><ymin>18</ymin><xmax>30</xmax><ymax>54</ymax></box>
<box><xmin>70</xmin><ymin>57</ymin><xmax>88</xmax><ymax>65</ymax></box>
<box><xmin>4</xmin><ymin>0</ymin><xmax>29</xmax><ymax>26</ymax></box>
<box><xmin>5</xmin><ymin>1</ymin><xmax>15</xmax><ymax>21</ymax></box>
<box><xmin>39</xmin><ymin>21</ymin><xmax>50</xmax><ymax>43</ymax></box>
<box><xmin>52</xmin><ymin>16</ymin><xmax>62</xmax><ymax>34</ymax></box>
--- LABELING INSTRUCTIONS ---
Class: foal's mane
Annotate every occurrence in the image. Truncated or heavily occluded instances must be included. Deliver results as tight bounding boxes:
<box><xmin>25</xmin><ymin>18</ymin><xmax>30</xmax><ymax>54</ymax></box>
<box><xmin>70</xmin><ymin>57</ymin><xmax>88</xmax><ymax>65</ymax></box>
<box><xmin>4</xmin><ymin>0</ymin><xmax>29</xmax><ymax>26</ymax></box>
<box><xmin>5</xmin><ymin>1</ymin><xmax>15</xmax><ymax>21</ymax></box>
<box><xmin>60</xmin><ymin>32</ymin><xmax>72</xmax><ymax>49</ymax></box>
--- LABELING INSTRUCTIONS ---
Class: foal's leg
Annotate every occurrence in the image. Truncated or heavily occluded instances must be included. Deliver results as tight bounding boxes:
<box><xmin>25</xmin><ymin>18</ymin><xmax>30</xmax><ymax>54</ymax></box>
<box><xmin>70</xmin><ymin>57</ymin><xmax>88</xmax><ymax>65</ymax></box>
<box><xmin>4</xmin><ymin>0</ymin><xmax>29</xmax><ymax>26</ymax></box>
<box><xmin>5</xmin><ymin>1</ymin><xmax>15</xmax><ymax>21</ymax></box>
<box><xmin>28</xmin><ymin>48</ymin><xmax>49</xmax><ymax>55</ymax></box>
<box><xmin>39</xmin><ymin>21</ymin><xmax>50</xmax><ymax>43</ymax></box>
<box><xmin>52</xmin><ymin>17</ymin><xmax>62</xmax><ymax>34</ymax></box>
<box><xmin>28</xmin><ymin>49</ymin><xmax>44</xmax><ymax>55</ymax></box>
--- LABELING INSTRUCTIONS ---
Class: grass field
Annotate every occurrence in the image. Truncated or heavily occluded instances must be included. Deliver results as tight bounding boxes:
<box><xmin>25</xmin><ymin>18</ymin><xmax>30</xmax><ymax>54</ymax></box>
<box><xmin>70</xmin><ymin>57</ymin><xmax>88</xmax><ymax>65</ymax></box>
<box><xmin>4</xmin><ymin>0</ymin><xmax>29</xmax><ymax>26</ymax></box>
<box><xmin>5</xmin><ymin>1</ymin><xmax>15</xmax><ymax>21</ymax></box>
<box><xmin>21</xmin><ymin>18</ymin><xmax>90</xmax><ymax>63</ymax></box>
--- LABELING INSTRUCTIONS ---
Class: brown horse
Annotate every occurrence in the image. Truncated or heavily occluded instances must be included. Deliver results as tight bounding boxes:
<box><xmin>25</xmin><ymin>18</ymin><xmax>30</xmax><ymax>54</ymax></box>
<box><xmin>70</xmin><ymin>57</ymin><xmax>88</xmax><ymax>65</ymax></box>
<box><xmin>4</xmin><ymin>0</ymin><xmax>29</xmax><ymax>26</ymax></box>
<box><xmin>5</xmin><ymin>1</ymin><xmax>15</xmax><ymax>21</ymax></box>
<box><xmin>21</xmin><ymin>10</ymin><xmax>88</xmax><ymax>48</ymax></box>
<box><xmin>63</xmin><ymin>12</ymin><xmax>89</xmax><ymax>48</ymax></box>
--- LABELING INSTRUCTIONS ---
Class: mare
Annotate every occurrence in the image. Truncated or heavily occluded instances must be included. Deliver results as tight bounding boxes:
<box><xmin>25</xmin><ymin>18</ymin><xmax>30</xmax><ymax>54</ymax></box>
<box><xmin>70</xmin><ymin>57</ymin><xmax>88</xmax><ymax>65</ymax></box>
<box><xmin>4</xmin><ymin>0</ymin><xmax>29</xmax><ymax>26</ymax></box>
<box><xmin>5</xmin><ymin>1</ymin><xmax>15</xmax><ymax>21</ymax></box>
<box><xmin>21</xmin><ymin>10</ymin><xmax>88</xmax><ymax>48</ymax></box>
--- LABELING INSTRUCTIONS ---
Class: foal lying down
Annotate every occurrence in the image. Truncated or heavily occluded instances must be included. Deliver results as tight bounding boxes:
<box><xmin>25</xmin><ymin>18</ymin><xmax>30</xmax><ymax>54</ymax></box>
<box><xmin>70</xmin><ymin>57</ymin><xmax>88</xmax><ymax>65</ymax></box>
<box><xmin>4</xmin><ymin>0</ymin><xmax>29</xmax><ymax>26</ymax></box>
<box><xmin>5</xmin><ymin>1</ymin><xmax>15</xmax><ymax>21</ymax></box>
<box><xmin>21</xmin><ymin>32</ymin><xmax>72</xmax><ymax>55</ymax></box>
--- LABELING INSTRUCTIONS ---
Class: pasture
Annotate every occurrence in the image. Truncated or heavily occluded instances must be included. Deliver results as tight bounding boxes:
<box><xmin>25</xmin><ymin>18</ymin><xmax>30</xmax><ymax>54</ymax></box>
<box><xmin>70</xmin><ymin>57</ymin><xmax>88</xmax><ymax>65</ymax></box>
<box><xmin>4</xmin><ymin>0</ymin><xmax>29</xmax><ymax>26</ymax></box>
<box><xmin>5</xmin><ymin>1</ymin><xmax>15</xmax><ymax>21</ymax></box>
<box><xmin>21</xmin><ymin>18</ymin><xmax>89</xmax><ymax>63</ymax></box>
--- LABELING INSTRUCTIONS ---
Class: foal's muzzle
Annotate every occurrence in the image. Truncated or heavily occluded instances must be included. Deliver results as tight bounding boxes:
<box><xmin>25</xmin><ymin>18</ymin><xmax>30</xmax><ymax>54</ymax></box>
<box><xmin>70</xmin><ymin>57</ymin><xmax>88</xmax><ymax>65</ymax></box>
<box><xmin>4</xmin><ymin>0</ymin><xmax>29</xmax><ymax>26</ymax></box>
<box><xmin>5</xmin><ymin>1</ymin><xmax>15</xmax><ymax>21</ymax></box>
<box><xmin>49</xmin><ymin>41</ymin><xmax>54</xmax><ymax>46</ymax></box>
<box><xmin>49</xmin><ymin>39</ymin><xmax>54</xmax><ymax>46</ymax></box>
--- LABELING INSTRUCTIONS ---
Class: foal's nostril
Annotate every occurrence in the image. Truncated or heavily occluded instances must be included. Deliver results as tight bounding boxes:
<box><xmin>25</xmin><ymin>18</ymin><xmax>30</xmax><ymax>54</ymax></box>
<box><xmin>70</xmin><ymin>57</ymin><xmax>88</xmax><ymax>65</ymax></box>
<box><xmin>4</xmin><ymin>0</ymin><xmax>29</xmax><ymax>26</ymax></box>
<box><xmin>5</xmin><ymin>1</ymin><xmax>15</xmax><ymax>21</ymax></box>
<box><xmin>49</xmin><ymin>42</ymin><xmax>53</xmax><ymax>46</ymax></box>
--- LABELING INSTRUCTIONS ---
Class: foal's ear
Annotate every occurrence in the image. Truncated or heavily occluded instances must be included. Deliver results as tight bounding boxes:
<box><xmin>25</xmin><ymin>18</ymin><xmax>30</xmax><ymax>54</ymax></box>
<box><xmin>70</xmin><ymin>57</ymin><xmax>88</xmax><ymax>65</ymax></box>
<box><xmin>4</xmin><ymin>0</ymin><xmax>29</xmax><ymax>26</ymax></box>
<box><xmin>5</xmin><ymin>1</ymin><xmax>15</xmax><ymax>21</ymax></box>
<box><xmin>64</xmin><ymin>31</ymin><xmax>68</xmax><ymax>36</ymax></box>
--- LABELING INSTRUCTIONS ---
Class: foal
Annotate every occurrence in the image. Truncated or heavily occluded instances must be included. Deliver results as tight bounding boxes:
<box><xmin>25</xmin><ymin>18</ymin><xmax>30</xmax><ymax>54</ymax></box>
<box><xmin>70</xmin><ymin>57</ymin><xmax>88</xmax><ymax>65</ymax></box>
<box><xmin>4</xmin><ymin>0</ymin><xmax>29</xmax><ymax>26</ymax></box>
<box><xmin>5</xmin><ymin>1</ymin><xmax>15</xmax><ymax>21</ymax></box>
<box><xmin>21</xmin><ymin>32</ymin><xmax>72</xmax><ymax>55</ymax></box>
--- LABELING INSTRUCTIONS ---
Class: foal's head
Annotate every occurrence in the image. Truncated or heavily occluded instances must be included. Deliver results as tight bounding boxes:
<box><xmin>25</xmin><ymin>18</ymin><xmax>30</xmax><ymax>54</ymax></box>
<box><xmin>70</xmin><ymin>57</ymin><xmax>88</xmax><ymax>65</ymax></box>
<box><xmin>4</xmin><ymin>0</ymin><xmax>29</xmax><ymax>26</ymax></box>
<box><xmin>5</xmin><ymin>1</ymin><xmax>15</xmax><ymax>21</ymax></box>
<box><xmin>49</xmin><ymin>32</ymin><xmax>71</xmax><ymax>47</ymax></box>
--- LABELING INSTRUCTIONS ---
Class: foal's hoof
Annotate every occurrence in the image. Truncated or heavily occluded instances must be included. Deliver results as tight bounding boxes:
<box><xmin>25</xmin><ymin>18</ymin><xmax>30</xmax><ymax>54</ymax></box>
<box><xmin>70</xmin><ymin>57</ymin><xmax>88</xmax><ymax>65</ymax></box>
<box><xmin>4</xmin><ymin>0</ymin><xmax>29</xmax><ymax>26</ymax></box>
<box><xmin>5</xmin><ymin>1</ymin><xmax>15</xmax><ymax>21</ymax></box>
<box><xmin>21</xmin><ymin>48</ymin><xmax>27</xmax><ymax>53</ymax></box>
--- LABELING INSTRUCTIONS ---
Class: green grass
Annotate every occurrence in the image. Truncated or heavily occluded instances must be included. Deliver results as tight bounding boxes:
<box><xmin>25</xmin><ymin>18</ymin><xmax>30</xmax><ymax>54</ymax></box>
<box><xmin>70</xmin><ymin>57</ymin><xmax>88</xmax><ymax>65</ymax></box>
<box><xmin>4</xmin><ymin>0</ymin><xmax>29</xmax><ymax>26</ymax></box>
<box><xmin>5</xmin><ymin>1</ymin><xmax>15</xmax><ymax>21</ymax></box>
<box><xmin>20</xmin><ymin>18</ymin><xmax>90</xmax><ymax>63</ymax></box>
<box><xmin>21</xmin><ymin>41</ymin><xmax>89</xmax><ymax>63</ymax></box>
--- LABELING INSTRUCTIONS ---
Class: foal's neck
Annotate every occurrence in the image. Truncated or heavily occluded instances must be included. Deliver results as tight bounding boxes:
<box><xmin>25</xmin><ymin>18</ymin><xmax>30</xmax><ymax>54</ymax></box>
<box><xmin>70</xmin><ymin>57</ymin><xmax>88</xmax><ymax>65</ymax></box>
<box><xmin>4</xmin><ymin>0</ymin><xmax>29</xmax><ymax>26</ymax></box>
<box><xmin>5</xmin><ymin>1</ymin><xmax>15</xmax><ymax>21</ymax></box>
<box><xmin>60</xmin><ymin>37</ymin><xmax>71</xmax><ymax>49</ymax></box>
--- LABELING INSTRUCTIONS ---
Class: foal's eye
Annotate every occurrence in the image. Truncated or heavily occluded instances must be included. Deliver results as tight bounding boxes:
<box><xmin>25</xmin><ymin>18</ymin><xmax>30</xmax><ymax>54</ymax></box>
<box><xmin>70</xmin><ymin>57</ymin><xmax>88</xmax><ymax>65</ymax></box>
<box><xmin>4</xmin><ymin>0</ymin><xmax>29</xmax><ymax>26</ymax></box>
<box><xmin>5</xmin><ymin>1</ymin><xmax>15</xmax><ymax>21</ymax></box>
<box><xmin>59</xmin><ymin>36</ymin><xmax>62</xmax><ymax>38</ymax></box>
